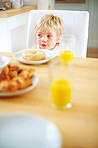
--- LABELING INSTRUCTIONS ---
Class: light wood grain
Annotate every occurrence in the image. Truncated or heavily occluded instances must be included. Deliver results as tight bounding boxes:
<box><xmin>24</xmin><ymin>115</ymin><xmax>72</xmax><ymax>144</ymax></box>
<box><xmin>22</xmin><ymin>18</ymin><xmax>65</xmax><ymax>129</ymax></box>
<box><xmin>0</xmin><ymin>5</ymin><xmax>37</xmax><ymax>18</ymax></box>
<box><xmin>0</xmin><ymin>53</ymin><xmax>98</xmax><ymax>148</ymax></box>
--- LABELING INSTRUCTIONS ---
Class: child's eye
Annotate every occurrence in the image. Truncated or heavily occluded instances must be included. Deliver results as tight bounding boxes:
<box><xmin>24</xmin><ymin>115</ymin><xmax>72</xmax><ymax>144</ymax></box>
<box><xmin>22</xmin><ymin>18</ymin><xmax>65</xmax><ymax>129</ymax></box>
<box><xmin>38</xmin><ymin>34</ymin><xmax>42</xmax><ymax>37</ymax></box>
<box><xmin>47</xmin><ymin>35</ymin><xmax>52</xmax><ymax>38</ymax></box>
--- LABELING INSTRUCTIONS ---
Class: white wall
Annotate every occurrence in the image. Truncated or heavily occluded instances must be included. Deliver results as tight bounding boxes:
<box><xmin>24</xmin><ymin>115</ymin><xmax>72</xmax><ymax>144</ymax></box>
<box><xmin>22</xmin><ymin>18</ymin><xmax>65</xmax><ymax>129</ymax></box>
<box><xmin>23</xmin><ymin>0</ymin><xmax>37</xmax><ymax>5</ymax></box>
<box><xmin>23</xmin><ymin>0</ymin><xmax>55</xmax><ymax>9</ymax></box>
<box><xmin>55</xmin><ymin>0</ymin><xmax>98</xmax><ymax>48</ymax></box>
<box><xmin>1</xmin><ymin>0</ymin><xmax>97</xmax><ymax>52</ymax></box>
<box><xmin>23</xmin><ymin>0</ymin><xmax>98</xmax><ymax>49</ymax></box>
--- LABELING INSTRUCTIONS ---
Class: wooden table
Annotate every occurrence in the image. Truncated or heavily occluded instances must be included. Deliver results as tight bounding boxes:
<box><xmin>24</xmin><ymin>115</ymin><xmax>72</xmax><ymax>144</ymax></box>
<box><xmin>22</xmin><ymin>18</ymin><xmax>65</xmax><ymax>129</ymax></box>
<box><xmin>0</xmin><ymin>52</ymin><xmax>98</xmax><ymax>148</ymax></box>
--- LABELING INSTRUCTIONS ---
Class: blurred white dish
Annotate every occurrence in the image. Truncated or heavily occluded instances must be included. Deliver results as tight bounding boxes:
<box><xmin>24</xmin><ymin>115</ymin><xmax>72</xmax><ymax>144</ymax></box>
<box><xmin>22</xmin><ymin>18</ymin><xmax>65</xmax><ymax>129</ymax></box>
<box><xmin>0</xmin><ymin>75</ymin><xmax>38</xmax><ymax>97</ymax></box>
<box><xmin>0</xmin><ymin>114</ymin><xmax>62</xmax><ymax>148</ymax></box>
<box><xmin>13</xmin><ymin>49</ymin><xmax>56</xmax><ymax>65</ymax></box>
<box><xmin>0</xmin><ymin>56</ymin><xmax>9</xmax><ymax>69</ymax></box>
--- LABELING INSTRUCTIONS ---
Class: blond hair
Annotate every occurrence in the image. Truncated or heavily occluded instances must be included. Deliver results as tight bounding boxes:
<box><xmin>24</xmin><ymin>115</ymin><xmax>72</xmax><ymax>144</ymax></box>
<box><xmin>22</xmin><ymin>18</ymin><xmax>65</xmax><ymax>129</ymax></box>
<box><xmin>35</xmin><ymin>14</ymin><xmax>63</xmax><ymax>37</ymax></box>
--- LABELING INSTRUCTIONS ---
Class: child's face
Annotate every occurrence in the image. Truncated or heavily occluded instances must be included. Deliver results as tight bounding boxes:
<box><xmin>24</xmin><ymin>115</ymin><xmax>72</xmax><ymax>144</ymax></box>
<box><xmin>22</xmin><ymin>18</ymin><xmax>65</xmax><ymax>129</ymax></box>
<box><xmin>36</xmin><ymin>26</ymin><xmax>58</xmax><ymax>50</ymax></box>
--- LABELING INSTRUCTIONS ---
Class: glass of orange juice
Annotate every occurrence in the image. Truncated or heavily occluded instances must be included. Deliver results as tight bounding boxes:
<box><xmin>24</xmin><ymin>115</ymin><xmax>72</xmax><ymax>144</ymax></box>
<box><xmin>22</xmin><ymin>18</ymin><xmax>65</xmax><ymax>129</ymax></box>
<box><xmin>59</xmin><ymin>35</ymin><xmax>76</xmax><ymax>63</ymax></box>
<box><xmin>60</xmin><ymin>50</ymin><xmax>74</xmax><ymax>63</ymax></box>
<box><xmin>48</xmin><ymin>60</ymin><xmax>73</xmax><ymax>109</ymax></box>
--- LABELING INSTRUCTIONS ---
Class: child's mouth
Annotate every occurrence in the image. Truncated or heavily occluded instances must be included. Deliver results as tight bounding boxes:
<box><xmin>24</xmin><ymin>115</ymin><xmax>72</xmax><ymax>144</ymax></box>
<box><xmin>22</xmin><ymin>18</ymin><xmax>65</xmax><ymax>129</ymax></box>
<box><xmin>41</xmin><ymin>44</ymin><xmax>47</xmax><ymax>47</ymax></box>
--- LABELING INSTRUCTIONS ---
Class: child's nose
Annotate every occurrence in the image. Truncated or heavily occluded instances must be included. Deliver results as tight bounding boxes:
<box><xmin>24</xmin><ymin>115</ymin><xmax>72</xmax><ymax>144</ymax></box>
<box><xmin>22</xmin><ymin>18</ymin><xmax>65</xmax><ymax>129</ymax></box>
<box><xmin>42</xmin><ymin>35</ymin><xmax>47</xmax><ymax>42</ymax></box>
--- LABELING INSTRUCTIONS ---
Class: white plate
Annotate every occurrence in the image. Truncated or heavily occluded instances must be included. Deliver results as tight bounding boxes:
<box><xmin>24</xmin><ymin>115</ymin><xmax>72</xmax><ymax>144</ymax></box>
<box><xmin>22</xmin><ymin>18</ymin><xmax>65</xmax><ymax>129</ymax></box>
<box><xmin>0</xmin><ymin>75</ymin><xmax>38</xmax><ymax>97</ymax></box>
<box><xmin>0</xmin><ymin>56</ymin><xmax>9</xmax><ymax>69</ymax></box>
<box><xmin>0</xmin><ymin>114</ymin><xmax>62</xmax><ymax>148</ymax></box>
<box><xmin>13</xmin><ymin>49</ymin><xmax>56</xmax><ymax>65</ymax></box>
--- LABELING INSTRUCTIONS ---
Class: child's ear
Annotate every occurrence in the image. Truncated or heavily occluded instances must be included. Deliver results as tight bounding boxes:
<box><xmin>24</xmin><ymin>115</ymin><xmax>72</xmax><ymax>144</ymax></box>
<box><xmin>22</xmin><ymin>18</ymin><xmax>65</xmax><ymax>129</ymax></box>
<box><xmin>56</xmin><ymin>36</ymin><xmax>59</xmax><ymax>44</ymax></box>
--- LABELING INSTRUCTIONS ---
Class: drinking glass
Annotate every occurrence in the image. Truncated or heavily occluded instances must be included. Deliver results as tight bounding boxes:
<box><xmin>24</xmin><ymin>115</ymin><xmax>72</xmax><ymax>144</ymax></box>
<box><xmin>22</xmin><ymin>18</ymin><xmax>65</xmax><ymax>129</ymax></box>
<box><xmin>59</xmin><ymin>35</ymin><xmax>76</xmax><ymax>63</ymax></box>
<box><xmin>48</xmin><ymin>60</ymin><xmax>73</xmax><ymax>110</ymax></box>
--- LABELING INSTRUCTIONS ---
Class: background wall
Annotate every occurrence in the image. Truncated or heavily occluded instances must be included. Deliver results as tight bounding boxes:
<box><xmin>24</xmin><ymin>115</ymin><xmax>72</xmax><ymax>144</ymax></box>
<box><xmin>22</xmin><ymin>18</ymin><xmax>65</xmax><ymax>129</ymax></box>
<box><xmin>23</xmin><ymin>0</ymin><xmax>98</xmax><ymax>49</ymax></box>
<box><xmin>3</xmin><ymin>0</ymin><xmax>97</xmax><ymax>54</ymax></box>
<box><xmin>23</xmin><ymin>0</ymin><xmax>37</xmax><ymax>5</ymax></box>
<box><xmin>55</xmin><ymin>0</ymin><xmax>98</xmax><ymax>49</ymax></box>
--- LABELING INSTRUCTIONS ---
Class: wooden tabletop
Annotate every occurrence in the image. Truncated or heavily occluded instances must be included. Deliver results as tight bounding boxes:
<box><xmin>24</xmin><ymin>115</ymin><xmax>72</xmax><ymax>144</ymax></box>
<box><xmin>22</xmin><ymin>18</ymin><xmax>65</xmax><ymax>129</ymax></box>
<box><xmin>0</xmin><ymin>52</ymin><xmax>98</xmax><ymax>148</ymax></box>
<box><xmin>0</xmin><ymin>5</ymin><xmax>37</xmax><ymax>18</ymax></box>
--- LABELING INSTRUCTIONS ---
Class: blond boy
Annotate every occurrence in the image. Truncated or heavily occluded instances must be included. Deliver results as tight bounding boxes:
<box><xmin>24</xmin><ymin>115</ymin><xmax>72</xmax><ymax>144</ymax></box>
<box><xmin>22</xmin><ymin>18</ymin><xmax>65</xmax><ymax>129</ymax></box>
<box><xmin>34</xmin><ymin>14</ymin><xmax>63</xmax><ymax>55</ymax></box>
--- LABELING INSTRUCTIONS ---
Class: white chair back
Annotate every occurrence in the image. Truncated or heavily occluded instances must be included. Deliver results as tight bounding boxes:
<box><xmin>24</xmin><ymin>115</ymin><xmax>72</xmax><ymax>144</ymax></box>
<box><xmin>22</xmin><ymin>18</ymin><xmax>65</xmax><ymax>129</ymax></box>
<box><xmin>27</xmin><ymin>10</ymin><xmax>89</xmax><ymax>58</ymax></box>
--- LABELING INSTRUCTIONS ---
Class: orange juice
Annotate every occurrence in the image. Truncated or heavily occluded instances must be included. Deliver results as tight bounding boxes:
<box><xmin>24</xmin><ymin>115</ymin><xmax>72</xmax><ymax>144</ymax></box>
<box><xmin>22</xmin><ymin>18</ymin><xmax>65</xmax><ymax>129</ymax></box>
<box><xmin>60</xmin><ymin>50</ymin><xmax>73</xmax><ymax>63</ymax></box>
<box><xmin>50</xmin><ymin>79</ymin><xmax>72</xmax><ymax>108</ymax></box>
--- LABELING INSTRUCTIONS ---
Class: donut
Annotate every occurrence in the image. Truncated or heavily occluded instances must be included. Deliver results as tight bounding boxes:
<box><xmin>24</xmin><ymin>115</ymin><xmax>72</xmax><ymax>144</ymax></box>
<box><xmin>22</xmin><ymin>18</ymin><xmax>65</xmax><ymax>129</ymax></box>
<box><xmin>22</xmin><ymin>49</ymin><xmax>46</xmax><ymax>61</ymax></box>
